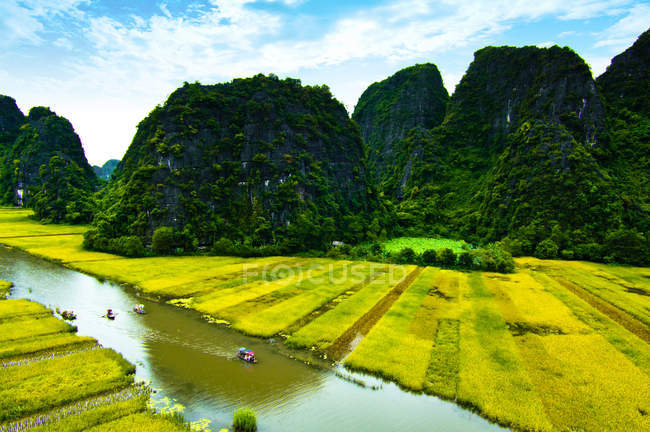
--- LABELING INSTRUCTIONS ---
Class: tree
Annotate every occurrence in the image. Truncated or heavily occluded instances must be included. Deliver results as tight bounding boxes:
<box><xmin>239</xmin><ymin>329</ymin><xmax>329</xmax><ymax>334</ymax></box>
<box><xmin>438</xmin><ymin>248</ymin><xmax>457</xmax><ymax>267</ymax></box>
<box><xmin>152</xmin><ymin>226</ymin><xmax>175</xmax><ymax>254</ymax></box>
<box><xmin>534</xmin><ymin>239</ymin><xmax>559</xmax><ymax>259</ymax></box>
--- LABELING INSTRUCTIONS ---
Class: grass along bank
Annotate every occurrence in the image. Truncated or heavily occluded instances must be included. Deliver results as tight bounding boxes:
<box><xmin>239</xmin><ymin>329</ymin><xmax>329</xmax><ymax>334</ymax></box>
<box><xmin>0</xmin><ymin>208</ymin><xmax>649</xmax><ymax>432</ymax></box>
<box><xmin>0</xmin><ymin>298</ymin><xmax>192</xmax><ymax>431</ymax></box>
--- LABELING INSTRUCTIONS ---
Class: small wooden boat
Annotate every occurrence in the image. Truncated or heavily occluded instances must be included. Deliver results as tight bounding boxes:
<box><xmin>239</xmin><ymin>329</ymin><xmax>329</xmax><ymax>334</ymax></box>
<box><xmin>106</xmin><ymin>309</ymin><xmax>116</xmax><ymax>320</ymax></box>
<box><xmin>133</xmin><ymin>304</ymin><xmax>146</xmax><ymax>314</ymax></box>
<box><xmin>61</xmin><ymin>310</ymin><xmax>77</xmax><ymax>320</ymax></box>
<box><xmin>238</xmin><ymin>347</ymin><xmax>257</xmax><ymax>363</ymax></box>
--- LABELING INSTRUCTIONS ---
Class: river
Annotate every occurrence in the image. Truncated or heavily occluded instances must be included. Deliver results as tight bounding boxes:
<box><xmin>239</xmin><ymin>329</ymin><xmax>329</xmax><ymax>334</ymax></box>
<box><xmin>0</xmin><ymin>246</ymin><xmax>507</xmax><ymax>432</ymax></box>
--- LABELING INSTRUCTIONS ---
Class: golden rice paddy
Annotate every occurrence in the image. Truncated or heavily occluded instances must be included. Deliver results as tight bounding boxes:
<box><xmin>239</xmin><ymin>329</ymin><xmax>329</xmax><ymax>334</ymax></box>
<box><xmin>1</xmin><ymin>208</ymin><xmax>649</xmax><ymax>432</ymax></box>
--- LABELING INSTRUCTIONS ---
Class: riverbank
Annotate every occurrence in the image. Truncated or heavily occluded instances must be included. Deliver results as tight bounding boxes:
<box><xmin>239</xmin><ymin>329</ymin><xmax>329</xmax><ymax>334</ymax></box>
<box><xmin>0</xmin><ymin>297</ymin><xmax>194</xmax><ymax>431</ymax></box>
<box><xmin>1</xmin><ymin>208</ymin><xmax>649</xmax><ymax>432</ymax></box>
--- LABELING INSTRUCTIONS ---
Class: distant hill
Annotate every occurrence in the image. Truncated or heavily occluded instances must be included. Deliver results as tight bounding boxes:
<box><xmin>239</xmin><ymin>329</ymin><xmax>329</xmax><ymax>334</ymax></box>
<box><xmin>93</xmin><ymin>159</ymin><xmax>120</xmax><ymax>180</ymax></box>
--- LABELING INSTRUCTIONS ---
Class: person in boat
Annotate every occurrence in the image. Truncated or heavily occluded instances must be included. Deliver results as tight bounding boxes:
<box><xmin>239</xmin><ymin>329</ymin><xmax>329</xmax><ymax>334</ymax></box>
<box><xmin>133</xmin><ymin>304</ymin><xmax>145</xmax><ymax>314</ymax></box>
<box><xmin>106</xmin><ymin>308</ymin><xmax>116</xmax><ymax>319</ymax></box>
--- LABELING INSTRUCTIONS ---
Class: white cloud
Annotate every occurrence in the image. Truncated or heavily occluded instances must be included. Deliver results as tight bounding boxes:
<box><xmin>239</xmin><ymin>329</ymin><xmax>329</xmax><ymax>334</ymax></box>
<box><xmin>4</xmin><ymin>0</ymin><xmax>646</xmax><ymax>164</ymax></box>
<box><xmin>594</xmin><ymin>3</ymin><xmax>650</xmax><ymax>49</ymax></box>
<box><xmin>0</xmin><ymin>0</ymin><xmax>87</xmax><ymax>46</ymax></box>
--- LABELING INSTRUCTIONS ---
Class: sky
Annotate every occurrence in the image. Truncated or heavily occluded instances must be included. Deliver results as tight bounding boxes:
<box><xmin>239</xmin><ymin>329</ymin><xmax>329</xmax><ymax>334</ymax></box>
<box><xmin>1</xmin><ymin>1</ymin><xmax>648</xmax><ymax>165</ymax></box>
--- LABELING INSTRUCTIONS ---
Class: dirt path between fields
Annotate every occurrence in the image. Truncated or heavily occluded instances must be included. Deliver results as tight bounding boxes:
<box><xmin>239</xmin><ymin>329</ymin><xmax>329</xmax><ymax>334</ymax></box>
<box><xmin>325</xmin><ymin>266</ymin><xmax>424</xmax><ymax>360</ymax></box>
<box><xmin>553</xmin><ymin>276</ymin><xmax>650</xmax><ymax>344</ymax></box>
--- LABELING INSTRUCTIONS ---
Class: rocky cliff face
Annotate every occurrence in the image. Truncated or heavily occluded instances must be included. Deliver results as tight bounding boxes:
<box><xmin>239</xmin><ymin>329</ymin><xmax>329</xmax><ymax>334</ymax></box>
<box><xmin>352</xmin><ymin>63</ymin><xmax>448</xmax><ymax>184</ymax></box>
<box><xmin>361</xmin><ymin>45</ymin><xmax>633</xmax><ymax>257</ymax></box>
<box><xmin>95</xmin><ymin>75</ymin><xmax>372</xmax><ymax>249</ymax></box>
<box><xmin>595</xmin><ymin>29</ymin><xmax>650</xmax><ymax>235</ymax></box>
<box><xmin>0</xmin><ymin>106</ymin><xmax>96</xmax><ymax>206</ymax></box>
<box><xmin>447</xmin><ymin>45</ymin><xmax>604</xmax><ymax>149</ymax></box>
<box><xmin>0</xmin><ymin>96</ymin><xmax>25</xmax><ymax>147</ymax></box>
<box><xmin>597</xmin><ymin>29</ymin><xmax>649</xmax><ymax>116</ymax></box>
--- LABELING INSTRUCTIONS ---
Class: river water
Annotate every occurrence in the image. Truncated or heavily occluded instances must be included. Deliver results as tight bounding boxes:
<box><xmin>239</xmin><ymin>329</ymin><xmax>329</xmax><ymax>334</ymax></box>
<box><xmin>0</xmin><ymin>246</ymin><xmax>506</xmax><ymax>432</ymax></box>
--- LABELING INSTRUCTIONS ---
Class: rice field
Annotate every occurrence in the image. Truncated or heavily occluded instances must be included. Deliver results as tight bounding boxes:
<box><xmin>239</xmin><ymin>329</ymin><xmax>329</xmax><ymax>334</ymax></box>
<box><xmin>0</xmin><ymin>298</ymin><xmax>196</xmax><ymax>431</ymax></box>
<box><xmin>1</xmin><ymin>209</ymin><xmax>650</xmax><ymax>432</ymax></box>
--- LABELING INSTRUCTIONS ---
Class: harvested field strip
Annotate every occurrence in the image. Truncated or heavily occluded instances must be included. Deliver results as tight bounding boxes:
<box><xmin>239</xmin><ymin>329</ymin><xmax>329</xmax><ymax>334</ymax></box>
<box><xmin>285</xmin><ymin>265</ymin><xmax>400</xmax><ymax>348</ymax></box>
<box><xmin>0</xmin><ymin>333</ymin><xmax>96</xmax><ymax>361</ymax></box>
<box><xmin>2</xmin><ymin>344</ymin><xmax>101</xmax><ymax>368</ymax></box>
<box><xmin>518</xmin><ymin>258</ymin><xmax>650</xmax><ymax>327</ymax></box>
<box><xmin>424</xmin><ymin>319</ymin><xmax>460</xmax><ymax>399</ymax></box>
<box><xmin>487</xmin><ymin>274</ymin><xmax>650</xmax><ymax>431</ymax></box>
<box><xmin>282</xmin><ymin>266</ymin><xmax>390</xmax><ymax>336</ymax></box>
<box><xmin>456</xmin><ymin>273</ymin><xmax>552</xmax><ymax>431</ymax></box>
<box><xmin>0</xmin><ymin>316</ymin><xmax>75</xmax><ymax>343</ymax></box>
<box><xmin>326</xmin><ymin>266</ymin><xmax>422</xmax><ymax>360</ymax></box>
<box><xmin>0</xmin><ymin>348</ymin><xmax>134</xmax><ymax>423</ymax></box>
<box><xmin>529</xmin><ymin>271</ymin><xmax>650</xmax><ymax>376</ymax></box>
<box><xmin>421</xmin><ymin>271</ymin><xmax>464</xmax><ymax>398</ymax></box>
<box><xmin>343</xmin><ymin>267</ymin><xmax>441</xmax><ymax>390</ymax></box>
<box><xmin>213</xmin><ymin>262</ymin><xmax>355</xmax><ymax>323</ymax></box>
<box><xmin>193</xmin><ymin>260</ymin><xmax>345</xmax><ymax>314</ymax></box>
<box><xmin>0</xmin><ymin>386</ymin><xmax>149</xmax><ymax>432</ymax></box>
<box><xmin>232</xmin><ymin>262</ymin><xmax>383</xmax><ymax>337</ymax></box>
<box><xmin>560</xmin><ymin>262</ymin><xmax>650</xmax><ymax>326</ymax></box>
<box><xmin>553</xmin><ymin>276</ymin><xmax>650</xmax><ymax>343</ymax></box>
<box><xmin>195</xmin><ymin>261</ymin><xmax>351</xmax><ymax>317</ymax></box>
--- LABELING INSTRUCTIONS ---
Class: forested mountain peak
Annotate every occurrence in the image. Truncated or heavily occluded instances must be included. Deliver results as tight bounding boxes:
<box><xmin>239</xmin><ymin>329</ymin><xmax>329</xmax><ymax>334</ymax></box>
<box><xmin>89</xmin><ymin>74</ymin><xmax>379</xmax><ymax>254</ymax></box>
<box><xmin>352</xmin><ymin>63</ymin><xmax>449</xmax><ymax>181</ymax></box>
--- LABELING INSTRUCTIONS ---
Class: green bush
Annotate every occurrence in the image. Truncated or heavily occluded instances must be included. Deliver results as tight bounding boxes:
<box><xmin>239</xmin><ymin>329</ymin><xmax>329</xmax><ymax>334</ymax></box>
<box><xmin>152</xmin><ymin>226</ymin><xmax>175</xmax><ymax>254</ymax></box>
<box><xmin>420</xmin><ymin>249</ymin><xmax>438</xmax><ymax>266</ymax></box>
<box><xmin>437</xmin><ymin>248</ymin><xmax>457</xmax><ymax>267</ymax></box>
<box><xmin>604</xmin><ymin>229</ymin><xmax>648</xmax><ymax>265</ymax></box>
<box><xmin>397</xmin><ymin>247</ymin><xmax>416</xmax><ymax>264</ymax></box>
<box><xmin>560</xmin><ymin>249</ymin><xmax>575</xmax><ymax>260</ymax></box>
<box><xmin>458</xmin><ymin>251</ymin><xmax>474</xmax><ymax>268</ymax></box>
<box><xmin>233</xmin><ymin>408</ymin><xmax>257</xmax><ymax>432</ymax></box>
<box><xmin>212</xmin><ymin>237</ymin><xmax>235</xmax><ymax>255</ymax></box>
<box><xmin>370</xmin><ymin>242</ymin><xmax>384</xmax><ymax>256</ymax></box>
<box><xmin>534</xmin><ymin>239</ymin><xmax>559</xmax><ymax>259</ymax></box>
<box><xmin>111</xmin><ymin>236</ymin><xmax>145</xmax><ymax>257</ymax></box>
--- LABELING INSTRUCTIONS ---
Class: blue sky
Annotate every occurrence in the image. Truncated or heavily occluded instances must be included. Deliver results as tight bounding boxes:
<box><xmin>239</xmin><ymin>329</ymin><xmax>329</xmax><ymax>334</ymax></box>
<box><xmin>1</xmin><ymin>0</ymin><xmax>648</xmax><ymax>165</ymax></box>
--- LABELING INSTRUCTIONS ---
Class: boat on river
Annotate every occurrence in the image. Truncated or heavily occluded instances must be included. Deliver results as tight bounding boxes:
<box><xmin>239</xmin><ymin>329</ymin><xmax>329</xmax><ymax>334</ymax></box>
<box><xmin>133</xmin><ymin>304</ymin><xmax>146</xmax><ymax>314</ymax></box>
<box><xmin>106</xmin><ymin>309</ymin><xmax>116</xmax><ymax>320</ymax></box>
<box><xmin>238</xmin><ymin>347</ymin><xmax>257</xmax><ymax>363</ymax></box>
<box><xmin>60</xmin><ymin>310</ymin><xmax>76</xmax><ymax>320</ymax></box>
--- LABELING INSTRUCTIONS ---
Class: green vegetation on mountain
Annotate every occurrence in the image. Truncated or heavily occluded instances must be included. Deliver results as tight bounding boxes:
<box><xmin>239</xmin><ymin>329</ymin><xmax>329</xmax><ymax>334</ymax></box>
<box><xmin>352</xmin><ymin>63</ymin><xmax>449</xmax><ymax>193</ymax></box>
<box><xmin>365</xmin><ymin>42</ymin><xmax>649</xmax><ymax>265</ymax></box>
<box><xmin>88</xmin><ymin>74</ymin><xmax>382</xmax><ymax>255</ymax></box>
<box><xmin>0</xmin><ymin>102</ymin><xmax>97</xmax><ymax>223</ymax></box>
<box><xmin>596</xmin><ymin>29</ymin><xmax>650</xmax><ymax>251</ymax></box>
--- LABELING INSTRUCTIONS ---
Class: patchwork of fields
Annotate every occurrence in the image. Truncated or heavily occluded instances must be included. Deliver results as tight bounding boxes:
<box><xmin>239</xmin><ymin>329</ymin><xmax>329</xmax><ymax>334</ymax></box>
<box><xmin>0</xmin><ymin>296</ymin><xmax>190</xmax><ymax>431</ymax></box>
<box><xmin>1</xmin><ymin>208</ymin><xmax>649</xmax><ymax>432</ymax></box>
